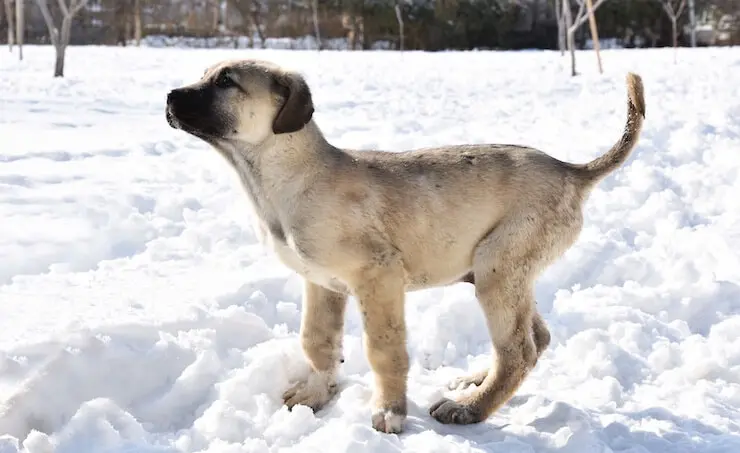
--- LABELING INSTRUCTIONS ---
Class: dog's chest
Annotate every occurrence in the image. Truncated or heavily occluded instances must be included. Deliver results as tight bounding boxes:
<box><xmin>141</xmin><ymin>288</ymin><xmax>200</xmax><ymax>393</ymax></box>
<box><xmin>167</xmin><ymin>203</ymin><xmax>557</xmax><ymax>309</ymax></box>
<box><xmin>270</xmin><ymin>237</ymin><xmax>348</xmax><ymax>294</ymax></box>
<box><xmin>230</xmin><ymin>156</ymin><xmax>347</xmax><ymax>293</ymax></box>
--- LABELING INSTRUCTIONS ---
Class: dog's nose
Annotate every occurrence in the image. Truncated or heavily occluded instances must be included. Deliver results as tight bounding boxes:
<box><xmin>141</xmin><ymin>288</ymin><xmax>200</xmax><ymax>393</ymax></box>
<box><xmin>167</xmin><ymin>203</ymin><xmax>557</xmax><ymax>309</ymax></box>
<box><xmin>168</xmin><ymin>88</ymin><xmax>190</xmax><ymax>104</ymax></box>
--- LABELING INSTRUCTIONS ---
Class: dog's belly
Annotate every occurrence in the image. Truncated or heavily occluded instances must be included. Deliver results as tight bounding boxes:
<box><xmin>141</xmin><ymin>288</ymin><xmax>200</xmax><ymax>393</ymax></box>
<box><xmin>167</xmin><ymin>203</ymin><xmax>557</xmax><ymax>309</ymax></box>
<box><xmin>404</xmin><ymin>259</ymin><xmax>473</xmax><ymax>291</ymax></box>
<box><xmin>271</xmin><ymin>241</ymin><xmax>349</xmax><ymax>294</ymax></box>
<box><xmin>399</xmin><ymin>232</ymin><xmax>483</xmax><ymax>291</ymax></box>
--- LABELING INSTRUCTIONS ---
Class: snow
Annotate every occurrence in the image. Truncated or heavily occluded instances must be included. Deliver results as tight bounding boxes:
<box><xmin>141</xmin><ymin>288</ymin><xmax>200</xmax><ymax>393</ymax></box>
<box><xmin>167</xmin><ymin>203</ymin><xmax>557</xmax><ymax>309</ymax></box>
<box><xmin>1</xmin><ymin>45</ymin><xmax>740</xmax><ymax>452</ymax></box>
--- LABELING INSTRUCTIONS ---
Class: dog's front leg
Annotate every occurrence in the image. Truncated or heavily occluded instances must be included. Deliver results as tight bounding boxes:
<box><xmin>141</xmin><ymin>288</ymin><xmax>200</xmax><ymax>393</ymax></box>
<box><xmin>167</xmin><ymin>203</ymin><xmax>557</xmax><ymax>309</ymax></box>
<box><xmin>283</xmin><ymin>280</ymin><xmax>347</xmax><ymax>412</ymax></box>
<box><xmin>352</xmin><ymin>265</ymin><xmax>409</xmax><ymax>434</ymax></box>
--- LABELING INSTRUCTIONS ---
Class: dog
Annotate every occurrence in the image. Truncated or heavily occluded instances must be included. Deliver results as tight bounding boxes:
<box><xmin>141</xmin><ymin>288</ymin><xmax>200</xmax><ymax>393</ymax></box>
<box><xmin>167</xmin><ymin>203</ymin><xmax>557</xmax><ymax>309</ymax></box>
<box><xmin>165</xmin><ymin>58</ymin><xmax>645</xmax><ymax>434</ymax></box>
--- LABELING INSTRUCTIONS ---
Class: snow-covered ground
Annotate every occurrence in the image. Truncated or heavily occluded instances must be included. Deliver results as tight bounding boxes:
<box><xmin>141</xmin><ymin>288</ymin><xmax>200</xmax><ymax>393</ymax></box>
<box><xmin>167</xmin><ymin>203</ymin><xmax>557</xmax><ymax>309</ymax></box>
<box><xmin>1</xmin><ymin>45</ymin><xmax>739</xmax><ymax>453</ymax></box>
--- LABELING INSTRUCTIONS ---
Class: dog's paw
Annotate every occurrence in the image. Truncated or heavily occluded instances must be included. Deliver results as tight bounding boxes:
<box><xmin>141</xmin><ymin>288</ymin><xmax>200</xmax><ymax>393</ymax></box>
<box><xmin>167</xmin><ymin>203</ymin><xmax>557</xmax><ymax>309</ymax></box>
<box><xmin>282</xmin><ymin>372</ymin><xmax>337</xmax><ymax>412</ymax></box>
<box><xmin>371</xmin><ymin>407</ymin><xmax>406</xmax><ymax>434</ymax></box>
<box><xmin>429</xmin><ymin>397</ymin><xmax>484</xmax><ymax>425</ymax></box>
<box><xmin>447</xmin><ymin>369</ymin><xmax>488</xmax><ymax>391</ymax></box>
<box><xmin>370</xmin><ymin>396</ymin><xmax>407</xmax><ymax>434</ymax></box>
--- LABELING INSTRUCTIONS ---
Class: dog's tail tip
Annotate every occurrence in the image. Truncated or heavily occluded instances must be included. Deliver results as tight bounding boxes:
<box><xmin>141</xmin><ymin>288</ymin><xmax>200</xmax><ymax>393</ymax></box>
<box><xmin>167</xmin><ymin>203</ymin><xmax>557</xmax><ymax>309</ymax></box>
<box><xmin>626</xmin><ymin>72</ymin><xmax>646</xmax><ymax>119</ymax></box>
<box><xmin>573</xmin><ymin>71</ymin><xmax>646</xmax><ymax>187</ymax></box>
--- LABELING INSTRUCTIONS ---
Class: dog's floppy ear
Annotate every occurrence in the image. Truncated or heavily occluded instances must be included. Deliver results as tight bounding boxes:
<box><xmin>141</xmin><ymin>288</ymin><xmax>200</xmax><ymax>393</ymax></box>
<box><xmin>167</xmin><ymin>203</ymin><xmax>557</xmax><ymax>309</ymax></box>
<box><xmin>272</xmin><ymin>71</ymin><xmax>315</xmax><ymax>135</ymax></box>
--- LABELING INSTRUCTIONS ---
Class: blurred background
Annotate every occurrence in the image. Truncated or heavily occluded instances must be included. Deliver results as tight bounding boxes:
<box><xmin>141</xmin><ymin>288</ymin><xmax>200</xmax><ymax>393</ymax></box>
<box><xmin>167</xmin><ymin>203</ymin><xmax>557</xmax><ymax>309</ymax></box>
<box><xmin>1</xmin><ymin>0</ymin><xmax>738</xmax><ymax>53</ymax></box>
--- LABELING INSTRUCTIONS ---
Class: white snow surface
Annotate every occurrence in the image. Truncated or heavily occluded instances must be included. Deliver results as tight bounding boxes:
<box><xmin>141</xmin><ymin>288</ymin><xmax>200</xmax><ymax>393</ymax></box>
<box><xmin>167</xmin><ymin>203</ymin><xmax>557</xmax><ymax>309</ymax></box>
<box><xmin>1</xmin><ymin>46</ymin><xmax>740</xmax><ymax>453</ymax></box>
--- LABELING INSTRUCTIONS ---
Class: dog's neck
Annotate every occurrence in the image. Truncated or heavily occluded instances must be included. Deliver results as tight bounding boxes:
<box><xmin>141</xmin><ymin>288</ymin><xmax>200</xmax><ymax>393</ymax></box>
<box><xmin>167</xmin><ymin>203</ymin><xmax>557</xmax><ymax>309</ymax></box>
<box><xmin>213</xmin><ymin>120</ymin><xmax>337</xmax><ymax>236</ymax></box>
<box><xmin>259</xmin><ymin>120</ymin><xmax>332</xmax><ymax>164</ymax></box>
<box><xmin>234</xmin><ymin>120</ymin><xmax>335</xmax><ymax>184</ymax></box>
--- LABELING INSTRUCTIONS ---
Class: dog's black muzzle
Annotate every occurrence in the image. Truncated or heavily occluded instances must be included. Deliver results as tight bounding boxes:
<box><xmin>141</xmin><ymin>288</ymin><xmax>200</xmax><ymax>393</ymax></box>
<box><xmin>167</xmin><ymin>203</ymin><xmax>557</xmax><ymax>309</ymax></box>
<box><xmin>166</xmin><ymin>87</ymin><xmax>214</xmax><ymax>134</ymax></box>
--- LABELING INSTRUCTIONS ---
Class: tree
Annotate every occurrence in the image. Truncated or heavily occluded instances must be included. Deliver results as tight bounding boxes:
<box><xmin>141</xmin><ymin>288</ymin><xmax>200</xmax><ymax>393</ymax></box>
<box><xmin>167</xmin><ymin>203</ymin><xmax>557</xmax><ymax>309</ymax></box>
<box><xmin>133</xmin><ymin>0</ymin><xmax>142</xmax><ymax>46</ymax></box>
<box><xmin>311</xmin><ymin>0</ymin><xmax>320</xmax><ymax>50</ymax></box>
<box><xmin>228</xmin><ymin>0</ymin><xmax>267</xmax><ymax>48</ymax></box>
<box><xmin>4</xmin><ymin>0</ymin><xmax>14</xmax><ymax>52</ymax></box>
<box><xmin>584</xmin><ymin>0</ymin><xmax>602</xmax><ymax>73</ymax></box>
<box><xmin>562</xmin><ymin>0</ymin><xmax>609</xmax><ymax>76</ymax></box>
<box><xmin>555</xmin><ymin>0</ymin><xmax>566</xmax><ymax>55</ymax></box>
<box><xmin>15</xmin><ymin>0</ymin><xmax>23</xmax><ymax>60</ymax></box>
<box><xmin>210</xmin><ymin>0</ymin><xmax>219</xmax><ymax>31</ymax></box>
<box><xmin>111</xmin><ymin>0</ymin><xmax>138</xmax><ymax>46</ymax></box>
<box><xmin>34</xmin><ymin>0</ymin><xmax>91</xmax><ymax>77</ymax></box>
<box><xmin>394</xmin><ymin>0</ymin><xmax>404</xmax><ymax>51</ymax></box>
<box><xmin>341</xmin><ymin>0</ymin><xmax>364</xmax><ymax>50</ymax></box>
<box><xmin>655</xmin><ymin>0</ymin><xmax>687</xmax><ymax>61</ymax></box>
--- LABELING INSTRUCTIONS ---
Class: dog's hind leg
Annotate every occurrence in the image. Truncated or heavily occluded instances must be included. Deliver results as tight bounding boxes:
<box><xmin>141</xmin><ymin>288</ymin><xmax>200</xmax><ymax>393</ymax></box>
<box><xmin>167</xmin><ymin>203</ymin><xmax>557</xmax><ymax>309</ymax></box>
<box><xmin>447</xmin><ymin>310</ymin><xmax>551</xmax><ymax>392</ymax></box>
<box><xmin>430</xmin><ymin>211</ymin><xmax>576</xmax><ymax>425</ymax></box>
<box><xmin>447</xmin><ymin>368</ymin><xmax>488</xmax><ymax>391</ymax></box>
<box><xmin>531</xmin><ymin>311</ymin><xmax>551</xmax><ymax>359</ymax></box>
<box><xmin>283</xmin><ymin>280</ymin><xmax>347</xmax><ymax>412</ymax></box>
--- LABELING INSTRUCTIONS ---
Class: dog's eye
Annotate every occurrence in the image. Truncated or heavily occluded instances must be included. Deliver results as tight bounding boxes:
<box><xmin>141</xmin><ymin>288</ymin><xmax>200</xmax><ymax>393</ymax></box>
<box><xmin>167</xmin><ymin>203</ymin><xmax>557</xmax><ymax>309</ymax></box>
<box><xmin>215</xmin><ymin>72</ymin><xmax>236</xmax><ymax>89</ymax></box>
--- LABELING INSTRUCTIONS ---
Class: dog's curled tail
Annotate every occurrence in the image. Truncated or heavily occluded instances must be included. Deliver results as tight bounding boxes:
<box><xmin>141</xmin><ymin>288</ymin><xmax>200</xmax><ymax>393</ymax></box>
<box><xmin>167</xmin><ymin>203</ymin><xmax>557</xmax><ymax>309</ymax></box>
<box><xmin>574</xmin><ymin>72</ymin><xmax>645</xmax><ymax>187</ymax></box>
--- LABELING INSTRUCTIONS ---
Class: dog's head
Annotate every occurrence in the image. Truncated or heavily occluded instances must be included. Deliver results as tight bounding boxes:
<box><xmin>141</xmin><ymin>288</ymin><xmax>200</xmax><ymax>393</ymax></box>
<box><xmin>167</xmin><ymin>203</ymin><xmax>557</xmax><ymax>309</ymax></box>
<box><xmin>166</xmin><ymin>59</ymin><xmax>314</xmax><ymax>145</ymax></box>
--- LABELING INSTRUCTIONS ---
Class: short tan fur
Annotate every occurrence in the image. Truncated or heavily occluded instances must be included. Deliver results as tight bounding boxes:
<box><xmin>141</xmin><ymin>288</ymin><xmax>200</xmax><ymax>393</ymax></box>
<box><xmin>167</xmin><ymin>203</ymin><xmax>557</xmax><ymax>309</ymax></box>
<box><xmin>165</xmin><ymin>60</ymin><xmax>645</xmax><ymax>433</ymax></box>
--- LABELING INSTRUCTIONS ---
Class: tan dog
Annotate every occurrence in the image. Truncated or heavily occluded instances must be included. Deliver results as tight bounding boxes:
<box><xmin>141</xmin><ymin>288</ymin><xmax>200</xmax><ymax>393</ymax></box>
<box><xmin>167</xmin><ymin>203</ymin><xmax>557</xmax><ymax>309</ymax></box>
<box><xmin>165</xmin><ymin>58</ymin><xmax>645</xmax><ymax>434</ymax></box>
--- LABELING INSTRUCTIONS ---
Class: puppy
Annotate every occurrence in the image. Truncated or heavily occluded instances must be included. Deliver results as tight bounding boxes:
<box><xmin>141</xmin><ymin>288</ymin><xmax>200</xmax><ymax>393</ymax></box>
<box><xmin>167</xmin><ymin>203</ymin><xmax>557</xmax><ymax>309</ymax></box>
<box><xmin>166</xmin><ymin>58</ymin><xmax>645</xmax><ymax>434</ymax></box>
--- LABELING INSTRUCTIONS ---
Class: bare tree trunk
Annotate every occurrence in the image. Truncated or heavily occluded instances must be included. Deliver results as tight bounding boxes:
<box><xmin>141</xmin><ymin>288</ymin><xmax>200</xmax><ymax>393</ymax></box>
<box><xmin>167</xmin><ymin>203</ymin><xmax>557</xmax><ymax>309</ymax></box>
<box><xmin>585</xmin><ymin>0</ymin><xmax>602</xmax><ymax>73</ymax></box>
<box><xmin>211</xmin><ymin>0</ymin><xmax>219</xmax><ymax>32</ymax></box>
<box><xmin>35</xmin><ymin>0</ymin><xmax>91</xmax><ymax>77</ymax></box>
<box><xmin>343</xmin><ymin>13</ymin><xmax>357</xmax><ymax>50</ymax></box>
<box><xmin>124</xmin><ymin>5</ymin><xmax>132</xmax><ymax>45</ymax></box>
<box><xmin>250</xmin><ymin>0</ymin><xmax>265</xmax><ymax>48</ymax></box>
<box><xmin>564</xmin><ymin>0</ymin><xmax>609</xmax><ymax>76</ymax></box>
<box><xmin>555</xmin><ymin>0</ymin><xmax>565</xmax><ymax>55</ymax></box>
<box><xmin>687</xmin><ymin>0</ymin><xmax>696</xmax><ymax>47</ymax></box>
<box><xmin>54</xmin><ymin>43</ymin><xmax>65</xmax><ymax>76</ymax></box>
<box><xmin>312</xmin><ymin>0</ymin><xmax>320</xmax><ymax>50</ymax></box>
<box><xmin>4</xmin><ymin>0</ymin><xmax>14</xmax><ymax>51</ymax></box>
<box><xmin>358</xmin><ymin>0</ymin><xmax>365</xmax><ymax>50</ymax></box>
<box><xmin>227</xmin><ymin>0</ymin><xmax>263</xmax><ymax>48</ymax></box>
<box><xmin>656</xmin><ymin>0</ymin><xmax>686</xmax><ymax>63</ymax></box>
<box><xmin>559</xmin><ymin>24</ymin><xmax>566</xmax><ymax>55</ymax></box>
<box><xmin>55</xmin><ymin>16</ymin><xmax>73</xmax><ymax>76</ymax></box>
<box><xmin>394</xmin><ymin>2</ymin><xmax>403</xmax><ymax>51</ymax></box>
<box><xmin>342</xmin><ymin>1</ymin><xmax>364</xmax><ymax>50</ymax></box>
<box><xmin>15</xmin><ymin>0</ymin><xmax>22</xmax><ymax>60</ymax></box>
<box><xmin>113</xmin><ymin>0</ymin><xmax>125</xmax><ymax>45</ymax></box>
<box><xmin>563</xmin><ymin>0</ymin><xmax>576</xmax><ymax>76</ymax></box>
<box><xmin>671</xmin><ymin>16</ymin><xmax>677</xmax><ymax>62</ymax></box>
<box><xmin>250</xmin><ymin>8</ymin><xmax>265</xmax><ymax>48</ymax></box>
<box><xmin>134</xmin><ymin>0</ymin><xmax>142</xmax><ymax>45</ymax></box>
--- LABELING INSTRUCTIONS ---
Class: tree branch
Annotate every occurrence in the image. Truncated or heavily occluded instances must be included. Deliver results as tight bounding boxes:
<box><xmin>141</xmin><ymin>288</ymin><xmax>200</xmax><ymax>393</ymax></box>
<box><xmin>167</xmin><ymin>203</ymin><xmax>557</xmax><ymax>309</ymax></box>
<box><xmin>574</xmin><ymin>0</ymin><xmax>585</xmax><ymax>25</ymax></box>
<box><xmin>71</xmin><ymin>0</ymin><xmax>90</xmax><ymax>16</ymax></box>
<box><xmin>662</xmin><ymin>3</ymin><xmax>675</xmax><ymax>18</ymax></box>
<box><xmin>656</xmin><ymin>0</ymin><xmax>687</xmax><ymax>21</ymax></box>
<box><xmin>56</xmin><ymin>0</ymin><xmax>69</xmax><ymax>16</ymax></box>
<box><xmin>569</xmin><ymin>0</ymin><xmax>608</xmax><ymax>32</ymax></box>
<box><xmin>675</xmin><ymin>0</ymin><xmax>687</xmax><ymax>18</ymax></box>
<box><xmin>34</xmin><ymin>0</ymin><xmax>59</xmax><ymax>45</ymax></box>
